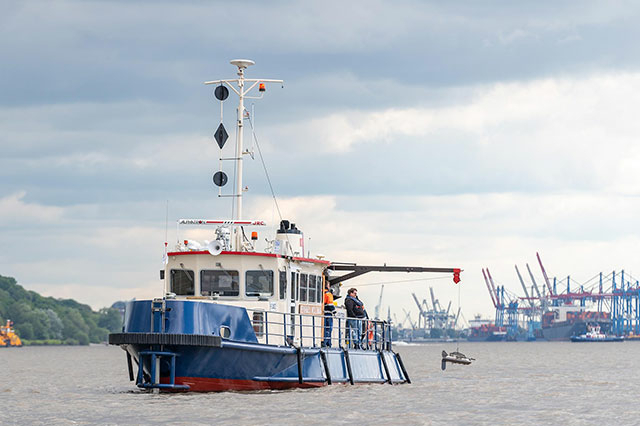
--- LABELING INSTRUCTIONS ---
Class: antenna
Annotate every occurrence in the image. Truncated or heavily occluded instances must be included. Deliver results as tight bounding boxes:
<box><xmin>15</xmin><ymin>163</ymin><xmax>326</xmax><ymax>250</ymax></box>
<box><xmin>230</xmin><ymin>59</ymin><xmax>255</xmax><ymax>69</ymax></box>
<box><xmin>204</xmin><ymin>60</ymin><xmax>283</xmax><ymax>251</ymax></box>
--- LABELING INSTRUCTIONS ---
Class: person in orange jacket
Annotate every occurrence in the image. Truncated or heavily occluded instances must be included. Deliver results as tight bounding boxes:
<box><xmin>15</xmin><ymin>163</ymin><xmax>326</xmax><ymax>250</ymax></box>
<box><xmin>322</xmin><ymin>282</ymin><xmax>335</xmax><ymax>347</ymax></box>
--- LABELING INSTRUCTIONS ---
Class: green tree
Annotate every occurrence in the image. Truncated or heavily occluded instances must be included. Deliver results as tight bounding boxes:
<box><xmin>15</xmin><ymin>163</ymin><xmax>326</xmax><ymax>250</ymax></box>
<box><xmin>46</xmin><ymin>309</ymin><xmax>64</xmax><ymax>339</ymax></box>
<box><xmin>0</xmin><ymin>274</ymin><xmax>125</xmax><ymax>345</ymax></box>
<box><xmin>98</xmin><ymin>308</ymin><xmax>123</xmax><ymax>332</ymax></box>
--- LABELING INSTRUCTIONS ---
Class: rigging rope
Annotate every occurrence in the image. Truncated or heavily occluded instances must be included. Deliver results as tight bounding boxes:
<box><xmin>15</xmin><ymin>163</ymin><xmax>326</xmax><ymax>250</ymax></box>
<box><xmin>246</xmin><ymin>112</ymin><xmax>293</xmax><ymax>253</ymax></box>
<box><xmin>456</xmin><ymin>280</ymin><xmax>461</xmax><ymax>352</ymax></box>
<box><xmin>247</xmin><ymin>114</ymin><xmax>284</xmax><ymax>223</ymax></box>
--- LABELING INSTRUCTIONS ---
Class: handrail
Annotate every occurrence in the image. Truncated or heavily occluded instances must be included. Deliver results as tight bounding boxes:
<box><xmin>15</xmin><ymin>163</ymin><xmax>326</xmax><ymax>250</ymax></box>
<box><xmin>246</xmin><ymin>308</ymin><xmax>392</xmax><ymax>350</ymax></box>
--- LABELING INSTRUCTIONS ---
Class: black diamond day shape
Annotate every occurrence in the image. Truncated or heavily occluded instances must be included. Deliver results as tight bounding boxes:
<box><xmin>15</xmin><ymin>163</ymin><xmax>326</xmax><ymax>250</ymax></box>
<box><xmin>214</xmin><ymin>123</ymin><xmax>229</xmax><ymax>149</ymax></box>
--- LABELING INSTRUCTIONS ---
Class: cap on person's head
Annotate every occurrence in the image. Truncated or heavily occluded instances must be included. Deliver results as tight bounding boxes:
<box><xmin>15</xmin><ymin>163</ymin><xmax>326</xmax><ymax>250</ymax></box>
<box><xmin>348</xmin><ymin>288</ymin><xmax>357</xmax><ymax>295</ymax></box>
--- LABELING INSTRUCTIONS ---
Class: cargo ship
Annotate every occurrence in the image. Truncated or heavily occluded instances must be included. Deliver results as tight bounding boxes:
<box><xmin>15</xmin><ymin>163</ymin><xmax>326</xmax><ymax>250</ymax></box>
<box><xmin>466</xmin><ymin>315</ymin><xmax>506</xmax><ymax>342</ymax></box>
<box><xmin>109</xmin><ymin>59</ymin><xmax>462</xmax><ymax>392</ymax></box>
<box><xmin>0</xmin><ymin>320</ymin><xmax>22</xmax><ymax>347</ymax></box>
<box><xmin>542</xmin><ymin>306</ymin><xmax>611</xmax><ymax>341</ymax></box>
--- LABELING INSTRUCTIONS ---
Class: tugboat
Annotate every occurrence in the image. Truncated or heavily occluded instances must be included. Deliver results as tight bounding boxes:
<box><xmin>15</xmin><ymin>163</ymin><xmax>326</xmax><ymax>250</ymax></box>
<box><xmin>0</xmin><ymin>320</ymin><xmax>22</xmax><ymax>347</ymax></box>
<box><xmin>109</xmin><ymin>59</ymin><xmax>462</xmax><ymax>392</ymax></box>
<box><xmin>570</xmin><ymin>324</ymin><xmax>624</xmax><ymax>342</ymax></box>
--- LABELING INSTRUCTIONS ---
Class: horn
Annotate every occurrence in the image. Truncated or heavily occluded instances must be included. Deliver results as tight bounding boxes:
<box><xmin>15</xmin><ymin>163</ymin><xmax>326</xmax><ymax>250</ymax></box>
<box><xmin>206</xmin><ymin>240</ymin><xmax>223</xmax><ymax>256</ymax></box>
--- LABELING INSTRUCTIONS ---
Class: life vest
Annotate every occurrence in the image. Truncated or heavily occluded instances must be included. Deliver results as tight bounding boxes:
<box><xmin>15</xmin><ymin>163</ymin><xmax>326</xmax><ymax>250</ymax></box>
<box><xmin>324</xmin><ymin>289</ymin><xmax>334</xmax><ymax>305</ymax></box>
<box><xmin>366</xmin><ymin>321</ymin><xmax>374</xmax><ymax>343</ymax></box>
<box><xmin>324</xmin><ymin>290</ymin><xmax>335</xmax><ymax>312</ymax></box>
<box><xmin>346</xmin><ymin>295</ymin><xmax>365</xmax><ymax>318</ymax></box>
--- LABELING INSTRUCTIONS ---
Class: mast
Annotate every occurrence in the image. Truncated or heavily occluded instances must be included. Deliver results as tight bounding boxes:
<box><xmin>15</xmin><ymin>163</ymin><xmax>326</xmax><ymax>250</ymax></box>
<box><xmin>204</xmin><ymin>59</ymin><xmax>283</xmax><ymax>251</ymax></box>
<box><xmin>234</xmin><ymin>62</ymin><xmax>246</xmax><ymax>227</ymax></box>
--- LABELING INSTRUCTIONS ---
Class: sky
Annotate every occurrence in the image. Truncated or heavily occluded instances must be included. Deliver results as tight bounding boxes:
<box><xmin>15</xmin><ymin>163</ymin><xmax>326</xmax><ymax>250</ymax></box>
<box><xmin>3</xmin><ymin>0</ymin><xmax>640</xmax><ymax>326</ymax></box>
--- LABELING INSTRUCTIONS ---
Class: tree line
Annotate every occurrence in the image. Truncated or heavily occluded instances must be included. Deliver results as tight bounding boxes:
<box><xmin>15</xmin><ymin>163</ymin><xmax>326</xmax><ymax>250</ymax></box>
<box><xmin>0</xmin><ymin>274</ymin><xmax>122</xmax><ymax>345</ymax></box>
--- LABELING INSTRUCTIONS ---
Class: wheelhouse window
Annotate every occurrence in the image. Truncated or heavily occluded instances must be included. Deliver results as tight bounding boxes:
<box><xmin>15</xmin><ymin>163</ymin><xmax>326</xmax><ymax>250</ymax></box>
<box><xmin>308</xmin><ymin>275</ymin><xmax>316</xmax><ymax>303</ymax></box>
<box><xmin>170</xmin><ymin>269</ymin><xmax>195</xmax><ymax>296</ymax></box>
<box><xmin>279</xmin><ymin>270</ymin><xmax>287</xmax><ymax>300</ymax></box>
<box><xmin>300</xmin><ymin>274</ymin><xmax>308</xmax><ymax>302</ymax></box>
<box><xmin>308</xmin><ymin>275</ymin><xmax>320</xmax><ymax>303</ymax></box>
<box><xmin>246</xmin><ymin>270</ymin><xmax>274</xmax><ymax>297</ymax></box>
<box><xmin>200</xmin><ymin>270</ymin><xmax>239</xmax><ymax>297</ymax></box>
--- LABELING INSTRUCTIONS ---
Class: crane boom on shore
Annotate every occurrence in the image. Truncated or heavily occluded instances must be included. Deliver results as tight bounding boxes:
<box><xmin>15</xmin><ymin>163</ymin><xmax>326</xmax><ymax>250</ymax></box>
<box><xmin>374</xmin><ymin>284</ymin><xmax>385</xmax><ymax>320</ymax></box>
<box><xmin>526</xmin><ymin>263</ymin><xmax>544</xmax><ymax>298</ymax></box>
<box><xmin>482</xmin><ymin>268</ymin><xmax>497</xmax><ymax>307</ymax></box>
<box><xmin>537</xmin><ymin>252</ymin><xmax>555</xmax><ymax>295</ymax></box>
<box><xmin>486</xmin><ymin>269</ymin><xmax>501</xmax><ymax>307</ymax></box>
<box><xmin>515</xmin><ymin>265</ymin><xmax>533</xmax><ymax>306</ymax></box>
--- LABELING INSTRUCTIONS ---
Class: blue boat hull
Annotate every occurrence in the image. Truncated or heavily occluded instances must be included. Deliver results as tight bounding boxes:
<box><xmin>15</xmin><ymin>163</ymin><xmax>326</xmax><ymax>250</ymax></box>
<box><xmin>110</xmin><ymin>300</ymin><xmax>408</xmax><ymax>391</ymax></box>
<box><xmin>122</xmin><ymin>343</ymin><xmax>404</xmax><ymax>391</ymax></box>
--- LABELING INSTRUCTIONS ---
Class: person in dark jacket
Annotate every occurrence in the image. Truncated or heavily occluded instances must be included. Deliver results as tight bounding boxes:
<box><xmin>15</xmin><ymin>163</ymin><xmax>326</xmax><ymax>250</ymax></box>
<box><xmin>345</xmin><ymin>288</ymin><xmax>365</xmax><ymax>348</ymax></box>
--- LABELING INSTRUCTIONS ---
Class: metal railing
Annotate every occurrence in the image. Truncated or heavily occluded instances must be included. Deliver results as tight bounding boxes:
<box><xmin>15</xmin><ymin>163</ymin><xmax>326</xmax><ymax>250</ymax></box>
<box><xmin>247</xmin><ymin>308</ymin><xmax>393</xmax><ymax>351</ymax></box>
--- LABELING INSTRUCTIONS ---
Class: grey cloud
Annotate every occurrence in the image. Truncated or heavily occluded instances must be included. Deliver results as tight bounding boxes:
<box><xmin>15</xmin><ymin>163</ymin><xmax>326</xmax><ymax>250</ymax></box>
<box><xmin>3</xmin><ymin>0</ymin><xmax>640</xmax><ymax>109</ymax></box>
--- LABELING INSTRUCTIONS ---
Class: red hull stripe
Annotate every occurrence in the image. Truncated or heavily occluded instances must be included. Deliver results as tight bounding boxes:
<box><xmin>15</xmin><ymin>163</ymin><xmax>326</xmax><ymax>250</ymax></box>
<box><xmin>164</xmin><ymin>376</ymin><xmax>326</xmax><ymax>392</ymax></box>
<box><xmin>167</xmin><ymin>251</ymin><xmax>331</xmax><ymax>265</ymax></box>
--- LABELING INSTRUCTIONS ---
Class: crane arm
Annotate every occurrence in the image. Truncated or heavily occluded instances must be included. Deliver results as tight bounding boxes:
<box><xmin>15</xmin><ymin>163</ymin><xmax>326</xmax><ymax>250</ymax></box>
<box><xmin>412</xmin><ymin>293</ymin><xmax>425</xmax><ymax>315</ymax></box>
<box><xmin>403</xmin><ymin>309</ymin><xmax>417</xmax><ymax>330</ymax></box>
<box><xmin>374</xmin><ymin>284</ymin><xmax>385</xmax><ymax>319</ymax></box>
<box><xmin>536</xmin><ymin>252</ymin><xmax>555</xmax><ymax>295</ymax></box>
<box><xmin>526</xmin><ymin>263</ymin><xmax>543</xmax><ymax>298</ymax></box>
<box><xmin>482</xmin><ymin>269</ymin><xmax>497</xmax><ymax>307</ymax></box>
<box><xmin>515</xmin><ymin>265</ymin><xmax>532</xmax><ymax>305</ymax></box>
<box><xmin>453</xmin><ymin>307</ymin><xmax>461</xmax><ymax>328</ymax></box>
<box><xmin>327</xmin><ymin>263</ymin><xmax>461</xmax><ymax>285</ymax></box>
<box><xmin>486</xmin><ymin>268</ymin><xmax>501</xmax><ymax>307</ymax></box>
<box><xmin>430</xmin><ymin>287</ymin><xmax>438</xmax><ymax>312</ymax></box>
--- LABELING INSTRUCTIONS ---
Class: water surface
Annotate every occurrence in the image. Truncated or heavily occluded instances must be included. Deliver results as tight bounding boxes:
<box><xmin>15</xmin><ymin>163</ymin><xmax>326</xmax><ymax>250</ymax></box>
<box><xmin>1</xmin><ymin>342</ymin><xmax>637</xmax><ymax>425</ymax></box>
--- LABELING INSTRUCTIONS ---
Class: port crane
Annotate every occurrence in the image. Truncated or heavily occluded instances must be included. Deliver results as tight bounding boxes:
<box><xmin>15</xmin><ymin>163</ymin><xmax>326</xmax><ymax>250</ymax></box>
<box><xmin>374</xmin><ymin>284</ymin><xmax>385</xmax><ymax>320</ymax></box>
<box><xmin>402</xmin><ymin>309</ymin><xmax>417</xmax><ymax>331</ymax></box>
<box><xmin>483</xmin><ymin>253</ymin><xmax>640</xmax><ymax>340</ymax></box>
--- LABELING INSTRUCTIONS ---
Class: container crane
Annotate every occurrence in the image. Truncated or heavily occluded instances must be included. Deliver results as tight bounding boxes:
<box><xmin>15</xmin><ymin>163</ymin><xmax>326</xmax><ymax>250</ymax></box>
<box><xmin>515</xmin><ymin>265</ymin><xmax>533</xmax><ymax>307</ymax></box>
<box><xmin>526</xmin><ymin>263</ymin><xmax>543</xmax><ymax>299</ymax></box>
<box><xmin>402</xmin><ymin>309</ymin><xmax>417</xmax><ymax>330</ymax></box>
<box><xmin>411</xmin><ymin>292</ymin><xmax>426</xmax><ymax>329</ymax></box>
<box><xmin>374</xmin><ymin>284</ymin><xmax>385</xmax><ymax>320</ymax></box>
<box><xmin>482</xmin><ymin>268</ymin><xmax>497</xmax><ymax>307</ymax></box>
<box><xmin>486</xmin><ymin>269</ymin><xmax>501</xmax><ymax>308</ymax></box>
<box><xmin>537</xmin><ymin>252</ymin><xmax>555</xmax><ymax>296</ymax></box>
<box><xmin>430</xmin><ymin>287</ymin><xmax>440</xmax><ymax>312</ymax></box>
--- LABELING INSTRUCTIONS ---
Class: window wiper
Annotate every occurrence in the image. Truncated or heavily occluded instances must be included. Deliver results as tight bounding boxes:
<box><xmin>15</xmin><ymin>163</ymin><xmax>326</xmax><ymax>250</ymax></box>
<box><xmin>179</xmin><ymin>262</ymin><xmax>194</xmax><ymax>281</ymax></box>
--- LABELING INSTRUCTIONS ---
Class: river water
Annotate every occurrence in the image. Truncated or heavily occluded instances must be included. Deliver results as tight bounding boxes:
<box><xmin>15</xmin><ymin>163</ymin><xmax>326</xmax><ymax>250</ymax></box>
<box><xmin>1</xmin><ymin>342</ymin><xmax>637</xmax><ymax>425</ymax></box>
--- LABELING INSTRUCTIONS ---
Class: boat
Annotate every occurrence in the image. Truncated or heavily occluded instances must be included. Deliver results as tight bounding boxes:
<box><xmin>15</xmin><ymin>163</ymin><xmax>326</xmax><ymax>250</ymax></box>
<box><xmin>570</xmin><ymin>324</ymin><xmax>623</xmax><ymax>342</ymax></box>
<box><xmin>441</xmin><ymin>350</ymin><xmax>474</xmax><ymax>370</ymax></box>
<box><xmin>542</xmin><ymin>307</ymin><xmax>611</xmax><ymax>341</ymax></box>
<box><xmin>108</xmin><ymin>59</ymin><xmax>462</xmax><ymax>392</ymax></box>
<box><xmin>466</xmin><ymin>316</ymin><xmax>506</xmax><ymax>342</ymax></box>
<box><xmin>0</xmin><ymin>320</ymin><xmax>22</xmax><ymax>347</ymax></box>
